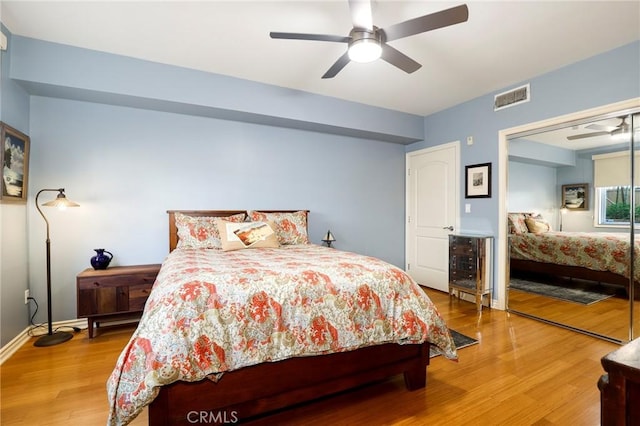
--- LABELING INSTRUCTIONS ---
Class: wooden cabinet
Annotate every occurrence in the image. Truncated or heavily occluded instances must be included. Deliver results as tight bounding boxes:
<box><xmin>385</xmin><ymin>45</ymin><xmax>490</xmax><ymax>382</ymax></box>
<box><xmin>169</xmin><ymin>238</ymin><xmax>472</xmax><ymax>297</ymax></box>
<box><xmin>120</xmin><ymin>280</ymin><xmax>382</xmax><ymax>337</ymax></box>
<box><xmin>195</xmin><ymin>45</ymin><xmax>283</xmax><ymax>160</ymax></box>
<box><xmin>77</xmin><ymin>264</ymin><xmax>161</xmax><ymax>338</ymax></box>
<box><xmin>598</xmin><ymin>338</ymin><xmax>640</xmax><ymax>425</ymax></box>
<box><xmin>448</xmin><ymin>234</ymin><xmax>493</xmax><ymax>312</ymax></box>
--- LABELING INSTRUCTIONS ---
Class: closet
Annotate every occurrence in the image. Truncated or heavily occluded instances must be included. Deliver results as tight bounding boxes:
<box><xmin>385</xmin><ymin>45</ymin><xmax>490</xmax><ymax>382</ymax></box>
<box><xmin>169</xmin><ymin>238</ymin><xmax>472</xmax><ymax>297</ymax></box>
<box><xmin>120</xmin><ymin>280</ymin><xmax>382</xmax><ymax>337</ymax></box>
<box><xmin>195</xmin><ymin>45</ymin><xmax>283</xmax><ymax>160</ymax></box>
<box><xmin>507</xmin><ymin>107</ymin><xmax>639</xmax><ymax>342</ymax></box>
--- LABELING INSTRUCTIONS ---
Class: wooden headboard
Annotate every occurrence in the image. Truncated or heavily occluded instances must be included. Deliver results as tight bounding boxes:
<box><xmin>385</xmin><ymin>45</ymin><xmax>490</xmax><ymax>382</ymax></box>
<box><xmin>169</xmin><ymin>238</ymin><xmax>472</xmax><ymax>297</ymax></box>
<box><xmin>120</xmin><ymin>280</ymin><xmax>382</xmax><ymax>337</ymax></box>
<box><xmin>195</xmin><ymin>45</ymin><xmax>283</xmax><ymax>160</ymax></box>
<box><xmin>167</xmin><ymin>210</ymin><xmax>309</xmax><ymax>252</ymax></box>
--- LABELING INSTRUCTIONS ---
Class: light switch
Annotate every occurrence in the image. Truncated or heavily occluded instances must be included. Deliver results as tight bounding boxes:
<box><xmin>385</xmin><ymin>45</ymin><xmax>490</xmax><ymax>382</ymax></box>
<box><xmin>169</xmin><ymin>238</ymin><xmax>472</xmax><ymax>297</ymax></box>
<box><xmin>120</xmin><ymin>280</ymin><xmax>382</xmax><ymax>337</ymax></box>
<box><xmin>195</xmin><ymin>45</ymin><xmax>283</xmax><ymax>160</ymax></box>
<box><xmin>466</xmin><ymin>136</ymin><xmax>473</xmax><ymax>145</ymax></box>
<box><xmin>465</xmin><ymin>203</ymin><xmax>471</xmax><ymax>213</ymax></box>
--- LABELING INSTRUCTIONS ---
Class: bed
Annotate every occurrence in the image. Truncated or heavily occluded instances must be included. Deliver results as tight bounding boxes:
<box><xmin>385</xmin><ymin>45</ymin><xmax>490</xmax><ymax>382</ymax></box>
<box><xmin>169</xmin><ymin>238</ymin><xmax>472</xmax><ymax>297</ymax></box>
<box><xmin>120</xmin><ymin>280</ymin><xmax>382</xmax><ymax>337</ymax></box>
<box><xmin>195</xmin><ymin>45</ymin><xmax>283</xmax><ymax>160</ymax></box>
<box><xmin>107</xmin><ymin>210</ymin><xmax>457</xmax><ymax>425</ymax></box>
<box><xmin>508</xmin><ymin>212</ymin><xmax>639</xmax><ymax>292</ymax></box>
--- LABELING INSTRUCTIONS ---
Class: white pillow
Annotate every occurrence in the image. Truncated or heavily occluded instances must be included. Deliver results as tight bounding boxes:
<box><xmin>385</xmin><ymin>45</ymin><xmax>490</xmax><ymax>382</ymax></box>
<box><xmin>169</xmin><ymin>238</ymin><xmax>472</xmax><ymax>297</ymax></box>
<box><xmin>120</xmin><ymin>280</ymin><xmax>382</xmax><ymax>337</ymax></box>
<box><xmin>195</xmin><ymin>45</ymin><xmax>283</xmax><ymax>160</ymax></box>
<box><xmin>215</xmin><ymin>219</ymin><xmax>280</xmax><ymax>251</ymax></box>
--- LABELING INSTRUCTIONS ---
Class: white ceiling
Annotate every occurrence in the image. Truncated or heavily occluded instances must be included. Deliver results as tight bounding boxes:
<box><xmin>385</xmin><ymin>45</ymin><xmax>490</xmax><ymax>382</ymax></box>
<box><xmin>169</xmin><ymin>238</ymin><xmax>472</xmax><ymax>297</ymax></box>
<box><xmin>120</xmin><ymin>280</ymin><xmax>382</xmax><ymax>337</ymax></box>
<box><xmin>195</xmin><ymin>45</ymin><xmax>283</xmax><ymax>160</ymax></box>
<box><xmin>1</xmin><ymin>1</ymin><xmax>639</xmax><ymax>117</ymax></box>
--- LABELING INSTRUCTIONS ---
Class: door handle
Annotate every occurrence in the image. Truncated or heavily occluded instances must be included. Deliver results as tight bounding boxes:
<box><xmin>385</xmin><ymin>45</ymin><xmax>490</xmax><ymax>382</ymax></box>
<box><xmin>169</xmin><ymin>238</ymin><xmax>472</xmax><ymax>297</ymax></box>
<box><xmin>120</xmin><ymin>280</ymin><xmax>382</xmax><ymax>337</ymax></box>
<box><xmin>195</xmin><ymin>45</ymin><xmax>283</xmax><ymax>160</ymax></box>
<box><xmin>443</xmin><ymin>225</ymin><xmax>454</xmax><ymax>231</ymax></box>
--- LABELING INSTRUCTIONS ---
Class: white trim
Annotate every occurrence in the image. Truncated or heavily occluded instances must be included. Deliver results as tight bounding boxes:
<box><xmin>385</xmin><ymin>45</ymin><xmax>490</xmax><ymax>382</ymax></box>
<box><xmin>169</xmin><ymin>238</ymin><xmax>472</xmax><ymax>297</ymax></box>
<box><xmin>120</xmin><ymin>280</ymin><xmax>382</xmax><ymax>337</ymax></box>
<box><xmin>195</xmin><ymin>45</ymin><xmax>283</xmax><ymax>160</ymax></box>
<box><xmin>499</xmin><ymin>97</ymin><xmax>640</xmax><ymax>311</ymax></box>
<box><xmin>0</xmin><ymin>330</ymin><xmax>32</xmax><ymax>365</ymax></box>
<box><xmin>0</xmin><ymin>319</ymin><xmax>87</xmax><ymax>365</ymax></box>
<box><xmin>0</xmin><ymin>31</ymin><xmax>7</xmax><ymax>51</ymax></box>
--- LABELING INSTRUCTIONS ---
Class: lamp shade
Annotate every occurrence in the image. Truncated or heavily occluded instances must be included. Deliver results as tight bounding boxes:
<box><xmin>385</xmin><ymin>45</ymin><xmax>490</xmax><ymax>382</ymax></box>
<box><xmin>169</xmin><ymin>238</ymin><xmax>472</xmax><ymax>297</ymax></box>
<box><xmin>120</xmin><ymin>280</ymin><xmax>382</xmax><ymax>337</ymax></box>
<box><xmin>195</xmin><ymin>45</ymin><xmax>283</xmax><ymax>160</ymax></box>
<box><xmin>322</xmin><ymin>230</ymin><xmax>336</xmax><ymax>247</ymax></box>
<box><xmin>42</xmin><ymin>190</ymin><xmax>80</xmax><ymax>209</ymax></box>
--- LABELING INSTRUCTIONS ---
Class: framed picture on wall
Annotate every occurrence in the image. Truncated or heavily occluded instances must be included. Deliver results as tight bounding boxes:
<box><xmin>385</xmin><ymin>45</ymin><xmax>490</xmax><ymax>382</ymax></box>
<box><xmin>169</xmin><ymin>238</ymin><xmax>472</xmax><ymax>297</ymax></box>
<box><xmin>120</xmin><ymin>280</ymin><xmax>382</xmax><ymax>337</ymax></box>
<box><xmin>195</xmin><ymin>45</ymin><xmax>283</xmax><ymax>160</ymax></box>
<box><xmin>465</xmin><ymin>162</ymin><xmax>492</xmax><ymax>198</ymax></box>
<box><xmin>0</xmin><ymin>122</ymin><xmax>30</xmax><ymax>204</ymax></box>
<box><xmin>562</xmin><ymin>183</ymin><xmax>588</xmax><ymax>210</ymax></box>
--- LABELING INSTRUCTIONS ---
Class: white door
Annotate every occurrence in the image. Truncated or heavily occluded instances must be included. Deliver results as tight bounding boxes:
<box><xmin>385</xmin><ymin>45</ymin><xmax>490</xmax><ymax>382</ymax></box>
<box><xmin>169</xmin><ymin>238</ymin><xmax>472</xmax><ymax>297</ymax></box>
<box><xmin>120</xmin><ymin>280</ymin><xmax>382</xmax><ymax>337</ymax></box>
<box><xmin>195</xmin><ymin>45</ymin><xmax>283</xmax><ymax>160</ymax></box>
<box><xmin>406</xmin><ymin>142</ymin><xmax>459</xmax><ymax>291</ymax></box>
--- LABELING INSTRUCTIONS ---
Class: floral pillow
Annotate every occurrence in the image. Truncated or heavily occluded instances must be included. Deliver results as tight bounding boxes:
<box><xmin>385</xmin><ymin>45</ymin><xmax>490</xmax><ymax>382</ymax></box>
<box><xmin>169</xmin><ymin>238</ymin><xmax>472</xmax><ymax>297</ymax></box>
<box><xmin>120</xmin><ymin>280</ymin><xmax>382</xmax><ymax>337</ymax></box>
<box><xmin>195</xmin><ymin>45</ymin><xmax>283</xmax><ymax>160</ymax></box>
<box><xmin>175</xmin><ymin>212</ymin><xmax>246</xmax><ymax>249</ymax></box>
<box><xmin>215</xmin><ymin>219</ymin><xmax>280</xmax><ymax>251</ymax></box>
<box><xmin>248</xmin><ymin>210</ymin><xmax>309</xmax><ymax>245</ymax></box>
<box><xmin>507</xmin><ymin>213</ymin><xmax>528</xmax><ymax>234</ymax></box>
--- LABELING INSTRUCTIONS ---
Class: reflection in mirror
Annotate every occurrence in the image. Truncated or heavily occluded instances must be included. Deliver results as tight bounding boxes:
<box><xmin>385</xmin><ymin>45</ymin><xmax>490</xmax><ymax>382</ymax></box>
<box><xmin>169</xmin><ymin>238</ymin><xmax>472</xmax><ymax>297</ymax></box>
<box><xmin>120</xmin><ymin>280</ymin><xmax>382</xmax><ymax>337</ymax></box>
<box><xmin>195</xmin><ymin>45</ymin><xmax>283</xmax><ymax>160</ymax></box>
<box><xmin>507</xmin><ymin>110</ymin><xmax>640</xmax><ymax>343</ymax></box>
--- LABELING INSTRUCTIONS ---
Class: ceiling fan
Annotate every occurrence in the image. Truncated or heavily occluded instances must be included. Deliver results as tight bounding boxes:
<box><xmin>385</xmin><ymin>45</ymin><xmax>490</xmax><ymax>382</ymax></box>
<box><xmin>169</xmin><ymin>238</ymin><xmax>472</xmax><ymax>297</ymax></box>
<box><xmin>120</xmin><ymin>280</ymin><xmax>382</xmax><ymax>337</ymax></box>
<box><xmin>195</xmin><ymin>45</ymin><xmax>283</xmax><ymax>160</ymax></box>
<box><xmin>270</xmin><ymin>0</ymin><xmax>469</xmax><ymax>79</ymax></box>
<box><xmin>567</xmin><ymin>117</ymin><xmax>630</xmax><ymax>140</ymax></box>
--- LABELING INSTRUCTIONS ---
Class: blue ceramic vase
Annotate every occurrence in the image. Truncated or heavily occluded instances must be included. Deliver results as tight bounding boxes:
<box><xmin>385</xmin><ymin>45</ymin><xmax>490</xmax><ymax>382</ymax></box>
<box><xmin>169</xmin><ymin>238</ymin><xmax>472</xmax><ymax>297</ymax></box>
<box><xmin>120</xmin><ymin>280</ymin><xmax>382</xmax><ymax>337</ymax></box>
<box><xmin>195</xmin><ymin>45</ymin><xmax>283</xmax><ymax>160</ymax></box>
<box><xmin>90</xmin><ymin>248</ymin><xmax>113</xmax><ymax>270</ymax></box>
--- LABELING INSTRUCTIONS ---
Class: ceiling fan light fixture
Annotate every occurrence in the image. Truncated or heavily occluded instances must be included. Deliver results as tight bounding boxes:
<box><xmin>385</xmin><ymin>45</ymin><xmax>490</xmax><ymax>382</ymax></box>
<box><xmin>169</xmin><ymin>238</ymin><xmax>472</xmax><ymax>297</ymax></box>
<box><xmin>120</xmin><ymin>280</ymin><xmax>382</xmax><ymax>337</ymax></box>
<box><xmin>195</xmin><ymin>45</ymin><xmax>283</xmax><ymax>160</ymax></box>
<box><xmin>348</xmin><ymin>29</ymin><xmax>381</xmax><ymax>63</ymax></box>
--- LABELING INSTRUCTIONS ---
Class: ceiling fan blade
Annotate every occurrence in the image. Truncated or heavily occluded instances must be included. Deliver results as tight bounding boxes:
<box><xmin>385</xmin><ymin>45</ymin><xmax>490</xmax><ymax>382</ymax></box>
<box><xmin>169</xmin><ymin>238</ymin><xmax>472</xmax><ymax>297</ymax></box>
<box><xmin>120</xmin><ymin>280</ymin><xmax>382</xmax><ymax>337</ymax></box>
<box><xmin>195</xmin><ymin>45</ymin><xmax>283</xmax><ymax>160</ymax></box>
<box><xmin>382</xmin><ymin>4</ymin><xmax>469</xmax><ymax>42</ymax></box>
<box><xmin>585</xmin><ymin>123</ymin><xmax>618</xmax><ymax>132</ymax></box>
<box><xmin>380</xmin><ymin>44</ymin><xmax>421</xmax><ymax>74</ymax></box>
<box><xmin>322</xmin><ymin>52</ymin><xmax>351</xmax><ymax>79</ymax></box>
<box><xmin>567</xmin><ymin>131</ymin><xmax>610</xmax><ymax>141</ymax></box>
<box><xmin>348</xmin><ymin>0</ymin><xmax>373</xmax><ymax>30</ymax></box>
<box><xmin>270</xmin><ymin>32</ymin><xmax>350</xmax><ymax>43</ymax></box>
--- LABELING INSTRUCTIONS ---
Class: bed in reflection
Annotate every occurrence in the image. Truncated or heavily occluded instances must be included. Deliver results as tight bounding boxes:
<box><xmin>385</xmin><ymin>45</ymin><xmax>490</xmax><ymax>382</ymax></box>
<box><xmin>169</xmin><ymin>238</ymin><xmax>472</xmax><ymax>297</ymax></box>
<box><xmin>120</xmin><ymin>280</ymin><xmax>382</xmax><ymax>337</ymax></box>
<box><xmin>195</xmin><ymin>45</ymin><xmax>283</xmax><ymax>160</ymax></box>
<box><xmin>508</xmin><ymin>212</ymin><xmax>639</xmax><ymax>296</ymax></box>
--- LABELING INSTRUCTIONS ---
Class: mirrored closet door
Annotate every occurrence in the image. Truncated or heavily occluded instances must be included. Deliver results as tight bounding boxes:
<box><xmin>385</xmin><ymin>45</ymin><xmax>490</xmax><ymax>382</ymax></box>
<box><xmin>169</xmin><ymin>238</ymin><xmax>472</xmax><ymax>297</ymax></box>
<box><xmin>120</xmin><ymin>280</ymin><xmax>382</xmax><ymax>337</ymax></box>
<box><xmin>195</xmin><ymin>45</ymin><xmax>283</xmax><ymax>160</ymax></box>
<box><xmin>507</xmin><ymin>108</ymin><xmax>639</xmax><ymax>343</ymax></box>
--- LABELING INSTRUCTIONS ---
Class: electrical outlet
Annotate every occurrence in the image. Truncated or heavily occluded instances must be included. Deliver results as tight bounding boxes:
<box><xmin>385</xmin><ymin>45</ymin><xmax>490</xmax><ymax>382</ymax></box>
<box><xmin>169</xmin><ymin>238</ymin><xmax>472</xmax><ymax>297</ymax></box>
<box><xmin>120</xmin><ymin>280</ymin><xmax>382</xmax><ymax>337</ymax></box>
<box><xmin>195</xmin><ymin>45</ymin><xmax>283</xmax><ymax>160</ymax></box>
<box><xmin>24</xmin><ymin>289</ymin><xmax>30</xmax><ymax>305</ymax></box>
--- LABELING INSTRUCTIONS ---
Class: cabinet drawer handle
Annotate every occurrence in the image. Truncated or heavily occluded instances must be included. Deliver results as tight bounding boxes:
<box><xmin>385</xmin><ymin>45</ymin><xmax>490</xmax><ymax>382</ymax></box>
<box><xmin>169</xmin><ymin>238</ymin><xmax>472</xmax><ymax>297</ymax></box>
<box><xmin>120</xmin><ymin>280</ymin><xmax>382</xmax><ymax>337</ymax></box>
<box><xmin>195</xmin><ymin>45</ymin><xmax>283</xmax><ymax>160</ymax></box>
<box><xmin>93</xmin><ymin>282</ymin><xmax>100</xmax><ymax>287</ymax></box>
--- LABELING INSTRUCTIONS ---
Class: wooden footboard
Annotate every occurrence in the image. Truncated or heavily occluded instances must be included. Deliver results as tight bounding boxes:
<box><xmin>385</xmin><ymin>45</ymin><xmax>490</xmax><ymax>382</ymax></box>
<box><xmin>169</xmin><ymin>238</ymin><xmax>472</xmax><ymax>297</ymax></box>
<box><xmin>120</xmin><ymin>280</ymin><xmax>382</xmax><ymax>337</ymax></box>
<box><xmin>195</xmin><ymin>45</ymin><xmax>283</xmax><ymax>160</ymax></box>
<box><xmin>510</xmin><ymin>259</ymin><xmax>630</xmax><ymax>287</ymax></box>
<box><xmin>510</xmin><ymin>259</ymin><xmax>640</xmax><ymax>300</ymax></box>
<box><xmin>149</xmin><ymin>342</ymin><xmax>429</xmax><ymax>425</ymax></box>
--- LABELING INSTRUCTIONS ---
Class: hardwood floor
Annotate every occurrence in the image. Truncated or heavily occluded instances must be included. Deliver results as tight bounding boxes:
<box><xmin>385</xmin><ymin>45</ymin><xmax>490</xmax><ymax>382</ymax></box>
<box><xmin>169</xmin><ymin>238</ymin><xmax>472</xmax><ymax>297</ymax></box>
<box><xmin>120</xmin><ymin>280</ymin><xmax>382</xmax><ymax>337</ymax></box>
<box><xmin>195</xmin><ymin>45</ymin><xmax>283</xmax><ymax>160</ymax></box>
<box><xmin>0</xmin><ymin>289</ymin><xmax>619</xmax><ymax>425</ymax></box>
<box><xmin>509</xmin><ymin>286</ymin><xmax>639</xmax><ymax>342</ymax></box>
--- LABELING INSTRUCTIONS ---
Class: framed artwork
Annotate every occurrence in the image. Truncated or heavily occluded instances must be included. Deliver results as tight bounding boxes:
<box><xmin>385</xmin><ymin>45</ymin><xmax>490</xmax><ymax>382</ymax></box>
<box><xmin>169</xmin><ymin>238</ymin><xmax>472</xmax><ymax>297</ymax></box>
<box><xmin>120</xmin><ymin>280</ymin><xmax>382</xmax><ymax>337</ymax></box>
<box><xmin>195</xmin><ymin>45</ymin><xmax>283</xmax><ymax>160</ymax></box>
<box><xmin>465</xmin><ymin>162</ymin><xmax>492</xmax><ymax>198</ymax></box>
<box><xmin>562</xmin><ymin>183</ymin><xmax>588</xmax><ymax>210</ymax></box>
<box><xmin>1</xmin><ymin>122</ymin><xmax>30</xmax><ymax>204</ymax></box>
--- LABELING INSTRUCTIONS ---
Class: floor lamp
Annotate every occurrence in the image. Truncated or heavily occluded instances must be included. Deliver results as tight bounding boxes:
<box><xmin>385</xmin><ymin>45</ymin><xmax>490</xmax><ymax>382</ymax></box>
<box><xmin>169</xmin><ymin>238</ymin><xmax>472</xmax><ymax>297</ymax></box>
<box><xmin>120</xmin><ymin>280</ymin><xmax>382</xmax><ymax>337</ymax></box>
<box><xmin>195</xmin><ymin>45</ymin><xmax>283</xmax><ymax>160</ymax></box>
<box><xmin>34</xmin><ymin>188</ymin><xmax>79</xmax><ymax>347</ymax></box>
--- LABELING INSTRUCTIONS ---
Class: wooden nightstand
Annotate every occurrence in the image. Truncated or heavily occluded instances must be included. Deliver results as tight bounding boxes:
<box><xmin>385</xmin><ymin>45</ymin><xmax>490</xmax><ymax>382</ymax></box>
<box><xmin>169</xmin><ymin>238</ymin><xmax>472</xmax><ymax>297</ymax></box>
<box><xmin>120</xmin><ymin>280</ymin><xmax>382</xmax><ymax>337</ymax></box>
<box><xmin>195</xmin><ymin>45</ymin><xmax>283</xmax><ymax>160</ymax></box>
<box><xmin>76</xmin><ymin>264</ymin><xmax>161</xmax><ymax>338</ymax></box>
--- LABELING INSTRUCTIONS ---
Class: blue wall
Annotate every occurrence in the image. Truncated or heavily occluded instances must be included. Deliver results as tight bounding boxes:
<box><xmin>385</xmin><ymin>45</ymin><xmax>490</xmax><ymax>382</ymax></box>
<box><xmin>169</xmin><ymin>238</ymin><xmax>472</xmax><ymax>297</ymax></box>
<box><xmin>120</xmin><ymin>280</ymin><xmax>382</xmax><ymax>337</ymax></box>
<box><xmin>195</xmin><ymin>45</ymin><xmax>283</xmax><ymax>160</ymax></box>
<box><xmin>508</xmin><ymin>162</ymin><xmax>558</xmax><ymax>228</ymax></box>
<box><xmin>408</xmin><ymin>41</ymin><xmax>640</xmax><ymax>303</ymax></box>
<box><xmin>0</xmin><ymin>25</ymin><xmax>32</xmax><ymax>347</ymax></box>
<box><xmin>410</xmin><ymin>41</ymin><xmax>640</xmax><ymax>233</ymax></box>
<box><xmin>25</xmin><ymin>96</ymin><xmax>408</xmax><ymax>326</ymax></box>
<box><xmin>4</xmin><ymin>35</ymin><xmax>417</xmax><ymax>332</ymax></box>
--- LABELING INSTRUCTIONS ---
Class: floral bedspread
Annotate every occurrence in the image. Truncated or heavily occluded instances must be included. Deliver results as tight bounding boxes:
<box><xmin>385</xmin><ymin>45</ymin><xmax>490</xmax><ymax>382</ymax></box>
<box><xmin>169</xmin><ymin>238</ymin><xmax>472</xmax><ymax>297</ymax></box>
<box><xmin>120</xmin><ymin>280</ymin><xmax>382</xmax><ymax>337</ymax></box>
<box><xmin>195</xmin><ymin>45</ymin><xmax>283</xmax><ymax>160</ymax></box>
<box><xmin>107</xmin><ymin>245</ymin><xmax>456</xmax><ymax>425</ymax></box>
<box><xmin>510</xmin><ymin>231</ymin><xmax>640</xmax><ymax>280</ymax></box>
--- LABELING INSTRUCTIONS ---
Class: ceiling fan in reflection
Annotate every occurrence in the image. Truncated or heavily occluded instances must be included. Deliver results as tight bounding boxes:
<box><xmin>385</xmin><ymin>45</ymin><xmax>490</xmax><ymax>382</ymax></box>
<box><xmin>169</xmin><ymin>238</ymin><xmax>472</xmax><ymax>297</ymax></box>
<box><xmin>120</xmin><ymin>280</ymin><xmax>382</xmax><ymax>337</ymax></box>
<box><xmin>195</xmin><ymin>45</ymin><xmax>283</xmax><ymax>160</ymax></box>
<box><xmin>567</xmin><ymin>117</ymin><xmax>629</xmax><ymax>141</ymax></box>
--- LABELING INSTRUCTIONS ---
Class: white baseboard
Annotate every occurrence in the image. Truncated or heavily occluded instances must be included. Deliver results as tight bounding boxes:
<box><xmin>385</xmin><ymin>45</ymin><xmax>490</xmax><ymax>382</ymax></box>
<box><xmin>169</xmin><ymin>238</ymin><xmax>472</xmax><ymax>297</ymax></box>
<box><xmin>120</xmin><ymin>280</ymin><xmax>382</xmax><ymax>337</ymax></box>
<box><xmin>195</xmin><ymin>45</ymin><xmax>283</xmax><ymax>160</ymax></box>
<box><xmin>0</xmin><ymin>319</ymin><xmax>87</xmax><ymax>365</ymax></box>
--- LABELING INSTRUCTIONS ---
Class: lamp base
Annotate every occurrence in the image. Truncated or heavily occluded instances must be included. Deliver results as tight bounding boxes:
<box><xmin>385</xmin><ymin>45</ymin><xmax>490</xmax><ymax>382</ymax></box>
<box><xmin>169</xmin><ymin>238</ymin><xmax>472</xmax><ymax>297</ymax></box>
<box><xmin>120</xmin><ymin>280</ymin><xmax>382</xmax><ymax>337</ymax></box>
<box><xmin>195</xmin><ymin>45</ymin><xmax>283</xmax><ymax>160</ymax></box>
<box><xmin>34</xmin><ymin>331</ymin><xmax>73</xmax><ymax>347</ymax></box>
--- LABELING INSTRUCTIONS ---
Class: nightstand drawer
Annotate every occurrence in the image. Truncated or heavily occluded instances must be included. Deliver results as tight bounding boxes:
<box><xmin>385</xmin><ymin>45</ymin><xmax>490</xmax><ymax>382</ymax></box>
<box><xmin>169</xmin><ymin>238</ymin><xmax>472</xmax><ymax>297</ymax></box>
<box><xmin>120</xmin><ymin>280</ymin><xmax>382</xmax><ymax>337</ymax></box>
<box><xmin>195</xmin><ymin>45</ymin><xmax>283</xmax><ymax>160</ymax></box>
<box><xmin>77</xmin><ymin>286</ymin><xmax>129</xmax><ymax>317</ymax></box>
<box><xmin>129</xmin><ymin>283</ymin><xmax>153</xmax><ymax>311</ymax></box>
<box><xmin>450</xmin><ymin>270</ymin><xmax>475</xmax><ymax>280</ymax></box>
<box><xmin>77</xmin><ymin>272</ymin><xmax>156</xmax><ymax>289</ymax></box>
<box><xmin>450</xmin><ymin>246</ymin><xmax>477</xmax><ymax>257</ymax></box>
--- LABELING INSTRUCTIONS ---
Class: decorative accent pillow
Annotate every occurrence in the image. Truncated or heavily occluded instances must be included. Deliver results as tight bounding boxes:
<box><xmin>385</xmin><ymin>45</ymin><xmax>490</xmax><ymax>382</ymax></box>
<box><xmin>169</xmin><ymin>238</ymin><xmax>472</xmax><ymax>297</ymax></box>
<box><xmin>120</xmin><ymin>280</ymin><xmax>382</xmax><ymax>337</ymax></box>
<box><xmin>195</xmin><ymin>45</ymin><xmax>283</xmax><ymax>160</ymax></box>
<box><xmin>507</xmin><ymin>213</ymin><xmax>528</xmax><ymax>234</ymax></box>
<box><xmin>525</xmin><ymin>216</ymin><xmax>552</xmax><ymax>233</ymax></box>
<box><xmin>175</xmin><ymin>212</ymin><xmax>246</xmax><ymax>249</ymax></box>
<box><xmin>215</xmin><ymin>219</ymin><xmax>280</xmax><ymax>251</ymax></box>
<box><xmin>248</xmin><ymin>211</ymin><xmax>309</xmax><ymax>245</ymax></box>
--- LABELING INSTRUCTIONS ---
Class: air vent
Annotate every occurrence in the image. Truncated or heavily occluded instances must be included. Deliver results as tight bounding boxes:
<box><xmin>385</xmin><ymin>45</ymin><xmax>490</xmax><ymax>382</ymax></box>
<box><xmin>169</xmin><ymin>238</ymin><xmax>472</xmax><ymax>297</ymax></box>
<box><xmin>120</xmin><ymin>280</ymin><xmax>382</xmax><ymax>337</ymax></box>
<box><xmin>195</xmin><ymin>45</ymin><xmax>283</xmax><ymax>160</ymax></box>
<box><xmin>494</xmin><ymin>84</ymin><xmax>530</xmax><ymax>111</ymax></box>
